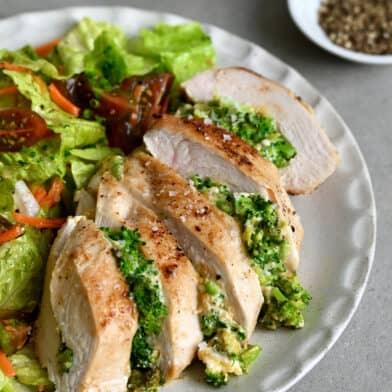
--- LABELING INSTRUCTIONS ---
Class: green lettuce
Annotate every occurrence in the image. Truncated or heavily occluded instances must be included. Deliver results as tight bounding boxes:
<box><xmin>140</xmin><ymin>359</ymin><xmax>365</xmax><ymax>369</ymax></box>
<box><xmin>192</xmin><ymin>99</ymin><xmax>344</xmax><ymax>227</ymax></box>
<box><xmin>68</xmin><ymin>146</ymin><xmax>121</xmax><ymax>188</ymax></box>
<box><xmin>4</xmin><ymin>70</ymin><xmax>106</xmax><ymax>150</ymax></box>
<box><xmin>0</xmin><ymin>46</ymin><xmax>63</xmax><ymax>79</ymax></box>
<box><xmin>0</xmin><ymin>139</ymin><xmax>65</xmax><ymax>184</ymax></box>
<box><xmin>9</xmin><ymin>346</ymin><xmax>52</xmax><ymax>387</ymax></box>
<box><xmin>0</xmin><ymin>369</ymin><xmax>13</xmax><ymax>392</ymax></box>
<box><xmin>129</xmin><ymin>22</ymin><xmax>216</xmax><ymax>82</ymax></box>
<box><xmin>84</xmin><ymin>31</ymin><xmax>156</xmax><ymax>88</ymax></box>
<box><xmin>0</xmin><ymin>227</ymin><xmax>51</xmax><ymax>311</ymax></box>
<box><xmin>57</xmin><ymin>17</ymin><xmax>128</xmax><ymax>76</ymax></box>
<box><xmin>0</xmin><ymin>177</ymin><xmax>14</xmax><ymax>219</ymax></box>
<box><xmin>1</xmin><ymin>70</ymin><xmax>117</xmax><ymax>188</ymax></box>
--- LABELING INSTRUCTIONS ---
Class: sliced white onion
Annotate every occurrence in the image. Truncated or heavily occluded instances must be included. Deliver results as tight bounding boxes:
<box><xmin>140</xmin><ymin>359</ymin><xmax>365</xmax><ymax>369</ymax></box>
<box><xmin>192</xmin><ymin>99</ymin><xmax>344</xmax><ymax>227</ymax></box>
<box><xmin>14</xmin><ymin>180</ymin><xmax>40</xmax><ymax>217</ymax></box>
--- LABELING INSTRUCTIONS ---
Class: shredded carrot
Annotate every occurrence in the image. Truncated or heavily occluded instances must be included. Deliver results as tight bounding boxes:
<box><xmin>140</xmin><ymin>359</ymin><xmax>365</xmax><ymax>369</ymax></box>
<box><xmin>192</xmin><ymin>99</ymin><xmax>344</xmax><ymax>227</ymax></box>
<box><xmin>0</xmin><ymin>63</ymin><xmax>30</xmax><ymax>73</ymax></box>
<box><xmin>35</xmin><ymin>38</ymin><xmax>61</xmax><ymax>57</ymax></box>
<box><xmin>0</xmin><ymin>62</ymin><xmax>47</xmax><ymax>93</ymax></box>
<box><xmin>0</xmin><ymin>351</ymin><xmax>16</xmax><ymax>377</ymax></box>
<box><xmin>0</xmin><ymin>86</ymin><xmax>18</xmax><ymax>96</ymax></box>
<box><xmin>32</xmin><ymin>75</ymin><xmax>48</xmax><ymax>94</ymax></box>
<box><xmin>48</xmin><ymin>83</ymin><xmax>80</xmax><ymax>117</ymax></box>
<box><xmin>13</xmin><ymin>212</ymin><xmax>66</xmax><ymax>229</ymax></box>
<box><xmin>32</xmin><ymin>186</ymin><xmax>48</xmax><ymax>205</ymax></box>
<box><xmin>39</xmin><ymin>177</ymin><xmax>64</xmax><ymax>208</ymax></box>
<box><xmin>0</xmin><ymin>226</ymin><xmax>24</xmax><ymax>245</ymax></box>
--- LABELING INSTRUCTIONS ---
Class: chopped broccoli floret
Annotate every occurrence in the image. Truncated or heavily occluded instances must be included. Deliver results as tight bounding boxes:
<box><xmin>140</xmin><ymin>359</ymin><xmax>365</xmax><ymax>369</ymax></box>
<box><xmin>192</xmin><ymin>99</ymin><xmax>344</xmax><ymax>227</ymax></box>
<box><xmin>56</xmin><ymin>343</ymin><xmax>73</xmax><ymax>374</ymax></box>
<box><xmin>102</xmin><ymin>227</ymin><xmax>167</xmax><ymax>385</ymax></box>
<box><xmin>240</xmin><ymin>345</ymin><xmax>262</xmax><ymax>373</ymax></box>
<box><xmin>198</xmin><ymin>277</ymin><xmax>260</xmax><ymax>387</ymax></box>
<box><xmin>193</xmin><ymin>175</ymin><xmax>311</xmax><ymax>330</ymax></box>
<box><xmin>260</xmin><ymin>274</ymin><xmax>311</xmax><ymax>329</ymax></box>
<box><xmin>205</xmin><ymin>370</ymin><xmax>229</xmax><ymax>387</ymax></box>
<box><xmin>178</xmin><ymin>99</ymin><xmax>296</xmax><ymax>168</ymax></box>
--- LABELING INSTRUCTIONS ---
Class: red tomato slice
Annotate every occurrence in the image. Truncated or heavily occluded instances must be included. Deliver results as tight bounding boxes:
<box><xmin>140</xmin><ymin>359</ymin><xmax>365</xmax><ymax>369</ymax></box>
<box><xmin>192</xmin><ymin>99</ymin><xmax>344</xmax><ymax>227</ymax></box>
<box><xmin>0</xmin><ymin>108</ymin><xmax>50</xmax><ymax>151</ymax></box>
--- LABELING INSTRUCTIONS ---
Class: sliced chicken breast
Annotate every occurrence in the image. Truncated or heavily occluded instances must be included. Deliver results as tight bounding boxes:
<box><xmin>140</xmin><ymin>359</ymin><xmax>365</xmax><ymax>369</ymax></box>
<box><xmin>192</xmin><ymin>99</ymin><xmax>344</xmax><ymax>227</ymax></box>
<box><xmin>144</xmin><ymin>115</ymin><xmax>302</xmax><ymax>271</ymax></box>
<box><xmin>35</xmin><ymin>217</ymin><xmax>137</xmax><ymax>392</ymax></box>
<box><xmin>95</xmin><ymin>173</ymin><xmax>202</xmax><ymax>381</ymax></box>
<box><xmin>182</xmin><ymin>67</ymin><xmax>339</xmax><ymax>194</ymax></box>
<box><xmin>121</xmin><ymin>150</ymin><xmax>263</xmax><ymax>336</ymax></box>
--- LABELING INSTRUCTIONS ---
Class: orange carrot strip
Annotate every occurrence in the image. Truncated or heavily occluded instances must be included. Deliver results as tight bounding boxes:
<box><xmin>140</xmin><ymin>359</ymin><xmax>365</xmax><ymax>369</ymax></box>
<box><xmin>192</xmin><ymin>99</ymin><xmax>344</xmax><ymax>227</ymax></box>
<box><xmin>13</xmin><ymin>212</ymin><xmax>66</xmax><ymax>229</ymax></box>
<box><xmin>39</xmin><ymin>177</ymin><xmax>64</xmax><ymax>208</ymax></box>
<box><xmin>35</xmin><ymin>38</ymin><xmax>62</xmax><ymax>57</ymax></box>
<box><xmin>48</xmin><ymin>83</ymin><xmax>80</xmax><ymax>117</ymax></box>
<box><xmin>0</xmin><ymin>226</ymin><xmax>24</xmax><ymax>245</ymax></box>
<box><xmin>0</xmin><ymin>86</ymin><xmax>18</xmax><ymax>95</ymax></box>
<box><xmin>0</xmin><ymin>351</ymin><xmax>16</xmax><ymax>377</ymax></box>
<box><xmin>32</xmin><ymin>75</ymin><xmax>48</xmax><ymax>94</ymax></box>
<box><xmin>0</xmin><ymin>63</ymin><xmax>47</xmax><ymax>93</ymax></box>
<box><xmin>32</xmin><ymin>186</ymin><xmax>48</xmax><ymax>205</ymax></box>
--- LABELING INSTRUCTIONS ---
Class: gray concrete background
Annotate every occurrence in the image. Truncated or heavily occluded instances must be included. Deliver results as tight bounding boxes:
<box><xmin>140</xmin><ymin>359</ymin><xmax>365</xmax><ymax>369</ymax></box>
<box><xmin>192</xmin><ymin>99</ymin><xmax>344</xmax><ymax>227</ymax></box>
<box><xmin>0</xmin><ymin>0</ymin><xmax>390</xmax><ymax>391</ymax></box>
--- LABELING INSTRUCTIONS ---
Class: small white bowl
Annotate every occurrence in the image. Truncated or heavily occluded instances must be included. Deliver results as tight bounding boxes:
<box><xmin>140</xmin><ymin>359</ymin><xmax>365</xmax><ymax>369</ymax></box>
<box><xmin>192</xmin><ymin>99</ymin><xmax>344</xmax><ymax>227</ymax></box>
<box><xmin>288</xmin><ymin>0</ymin><xmax>392</xmax><ymax>65</ymax></box>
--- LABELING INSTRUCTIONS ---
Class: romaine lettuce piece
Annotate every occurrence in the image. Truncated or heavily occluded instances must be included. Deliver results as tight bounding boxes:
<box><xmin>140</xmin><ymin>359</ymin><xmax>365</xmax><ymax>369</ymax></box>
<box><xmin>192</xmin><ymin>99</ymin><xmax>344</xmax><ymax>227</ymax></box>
<box><xmin>0</xmin><ymin>178</ymin><xmax>14</xmax><ymax>219</ymax></box>
<box><xmin>4</xmin><ymin>70</ymin><xmax>106</xmax><ymax>150</ymax></box>
<box><xmin>129</xmin><ymin>22</ymin><xmax>216</xmax><ymax>82</ymax></box>
<box><xmin>0</xmin><ymin>139</ymin><xmax>65</xmax><ymax>184</ymax></box>
<box><xmin>57</xmin><ymin>17</ymin><xmax>128</xmax><ymax>76</ymax></box>
<box><xmin>84</xmin><ymin>31</ymin><xmax>156</xmax><ymax>88</ymax></box>
<box><xmin>9</xmin><ymin>346</ymin><xmax>52</xmax><ymax>387</ymax></box>
<box><xmin>0</xmin><ymin>227</ymin><xmax>51</xmax><ymax>311</ymax></box>
<box><xmin>0</xmin><ymin>46</ymin><xmax>63</xmax><ymax>79</ymax></box>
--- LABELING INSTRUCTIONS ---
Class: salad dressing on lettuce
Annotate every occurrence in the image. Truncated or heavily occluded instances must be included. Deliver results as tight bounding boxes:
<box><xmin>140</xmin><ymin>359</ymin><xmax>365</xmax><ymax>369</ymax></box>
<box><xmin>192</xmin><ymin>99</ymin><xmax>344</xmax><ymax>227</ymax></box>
<box><xmin>0</xmin><ymin>17</ymin><xmax>215</xmax><ymax>390</ymax></box>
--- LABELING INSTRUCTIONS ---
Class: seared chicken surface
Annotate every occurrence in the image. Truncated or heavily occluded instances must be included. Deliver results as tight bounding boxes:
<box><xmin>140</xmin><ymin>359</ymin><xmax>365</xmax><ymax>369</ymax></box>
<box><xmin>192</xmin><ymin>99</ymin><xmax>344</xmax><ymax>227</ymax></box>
<box><xmin>182</xmin><ymin>67</ymin><xmax>339</xmax><ymax>194</ymax></box>
<box><xmin>95</xmin><ymin>173</ymin><xmax>202</xmax><ymax>381</ymax></box>
<box><xmin>144</xmin><ymin>115</ymin><xmax>302</xmax><ymax>271</ymax></box>
<box><xmin>120</xmin><ymin>151</ymin><xmax>263</xmax><ymax>336</ymax></box>
<box><xmin>35</xmin><ymin>217</ymin><xmax>137</xmax><ymax>392</ymax></box>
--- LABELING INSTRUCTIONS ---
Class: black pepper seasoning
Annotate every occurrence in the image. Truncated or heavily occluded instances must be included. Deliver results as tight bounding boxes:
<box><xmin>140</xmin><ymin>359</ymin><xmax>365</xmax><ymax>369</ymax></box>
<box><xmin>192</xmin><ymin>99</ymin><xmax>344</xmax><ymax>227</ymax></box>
<box><xmin>319</xmin><ymin>0</ymin><xmax>392</xmax><ymax>55</ymax></box>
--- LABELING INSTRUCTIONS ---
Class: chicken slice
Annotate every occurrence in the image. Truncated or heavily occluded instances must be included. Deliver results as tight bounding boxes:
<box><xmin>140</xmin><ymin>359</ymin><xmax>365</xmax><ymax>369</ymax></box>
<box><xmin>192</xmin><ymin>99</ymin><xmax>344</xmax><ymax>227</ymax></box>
<box><xmin>95</xmin><ymin>173</ymin><xmax>202</xmax><ymax>382</ymax></box>
<box><xmin>121</xmin><ymin>150</ymin><xmax>263</xmax><ymax>336</ymax></box>
<box><xmin>144</xmin><ymin>115</ymin><xmax>302</xmax><ymax>271</ymax></box>
<box><xmin>35</xmin><ymin>216</ymin><xmax>137</xmax><ymax>392</ymax></box>
<box><xmin>181</xmin><ymin>67</ymin><xmax>339</xmax><ymax>194</ymax></box>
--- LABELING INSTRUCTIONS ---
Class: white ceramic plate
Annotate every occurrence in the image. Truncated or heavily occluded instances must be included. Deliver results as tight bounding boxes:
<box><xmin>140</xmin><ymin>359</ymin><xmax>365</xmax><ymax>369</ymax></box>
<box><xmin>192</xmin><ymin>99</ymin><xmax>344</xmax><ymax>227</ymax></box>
<box><xmin>0</xmin><ymin>6</ymin><xmax>376</xmax><ymax>392</ymax></box>
<box><xmin>288</xmin><ymin>0</ymin><xmax>392</xmax><ymax>65</ymax></box>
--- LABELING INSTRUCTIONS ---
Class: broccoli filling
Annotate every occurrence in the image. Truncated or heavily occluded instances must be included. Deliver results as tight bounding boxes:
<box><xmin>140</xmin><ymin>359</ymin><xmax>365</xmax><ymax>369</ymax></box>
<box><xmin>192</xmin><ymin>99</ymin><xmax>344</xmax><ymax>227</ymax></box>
<box><xmin>198</xmin><ymin>277</ymin><xmax>261</xmax><ymax>387</ymax></box>
<box><xmin>177</xmin><ymin>98</ymin><xmax>296</xmax><ymax>168</ymax></box>
<box><xmin>102</xmin><ymin>227</ymin><xmax>167</xmax><ymax>392</ymax></box>
<box><xmin>191</xmin><ymin>175</ymin><xmax>311</xmax><ymax>330</ymax></box>
<box><xmin>56</xmin><ymin>343</ymin><xmax>73</xmax><ymax>374</ymax></box>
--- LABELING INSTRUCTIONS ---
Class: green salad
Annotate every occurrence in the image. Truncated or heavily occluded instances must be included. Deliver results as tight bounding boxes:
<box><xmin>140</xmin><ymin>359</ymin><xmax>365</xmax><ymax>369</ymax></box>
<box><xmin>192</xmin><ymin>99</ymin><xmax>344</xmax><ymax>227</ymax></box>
<box><xmin>0</xmin><ymin>17</ymin><xmax>215</xmax><ymax>391</ymax></box>
<box><xmin>0</xmin><ymin>15</ymin><xmax>308</xmax><ymax>392</ymax></box>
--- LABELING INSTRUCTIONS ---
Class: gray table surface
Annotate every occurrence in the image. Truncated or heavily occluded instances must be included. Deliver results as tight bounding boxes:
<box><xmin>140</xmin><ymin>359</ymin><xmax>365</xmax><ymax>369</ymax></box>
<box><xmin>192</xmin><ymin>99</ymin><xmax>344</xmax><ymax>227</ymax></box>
<box><xmin>0</xmin><ymin>0</ymin><xmax>390</xmax><ymax>391</ymax></box>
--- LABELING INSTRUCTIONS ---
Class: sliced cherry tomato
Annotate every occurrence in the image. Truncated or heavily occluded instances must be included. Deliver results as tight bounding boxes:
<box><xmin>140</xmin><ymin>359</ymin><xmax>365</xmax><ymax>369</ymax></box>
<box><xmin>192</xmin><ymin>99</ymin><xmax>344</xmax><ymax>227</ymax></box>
<box><xmin>0</xmin><ymin>108</ymin><xmax>50</xmax><ymax>151</ymax></box>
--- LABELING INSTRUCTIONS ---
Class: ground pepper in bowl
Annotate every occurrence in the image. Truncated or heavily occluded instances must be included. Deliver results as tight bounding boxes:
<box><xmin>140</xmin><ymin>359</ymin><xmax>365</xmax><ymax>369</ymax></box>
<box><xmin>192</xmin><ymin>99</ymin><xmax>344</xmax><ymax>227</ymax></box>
<box><xmin>319</xmin><ymin>0</ymin><xmax>392</xmax><ymax>55</ymax></box>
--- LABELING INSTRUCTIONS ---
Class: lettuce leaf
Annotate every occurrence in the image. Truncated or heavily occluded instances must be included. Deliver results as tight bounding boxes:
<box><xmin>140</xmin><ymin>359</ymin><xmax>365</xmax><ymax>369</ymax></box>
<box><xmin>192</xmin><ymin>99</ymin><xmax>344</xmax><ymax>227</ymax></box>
<box><xmin>0</xmin><ymin>227</ymin><xmax>51</xmax><ymax>311</ymax></box>
<box><xmin>0</xmin><ymin>46</ymin><xmax>63</xmax><ymax>79</ymax></box>
<box><xmin>57</xmin><ymin>17</ymin><xmax>128</xmax><ymax>76</ymax></box>
<box><xmin>129</xmin><ymin>22</ymin><xmax>216</xmax><ymax>82</ymax></box>
<box><xmin>4</xmin><ymin>70</ymin><xmax>106</xmax><ymax>150</ymax></box>
<box><xmin>0</xmin><ymin>178</ymin><xmax>14</xmax><ymax>219</ymax></box>
<box><xmin>0</xmin><ymin>139</ymin><xmax>65</xmax><ymax>184</ymax></box>
<box><xmin>84</xmin><ymin>31</ymin><xmax>156</xmax><ymax>88</ymax></box>
<box><xmin>9</xmin><ymin>346</ymin><xmax>52</xmax><ymax>387</ymax></box>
